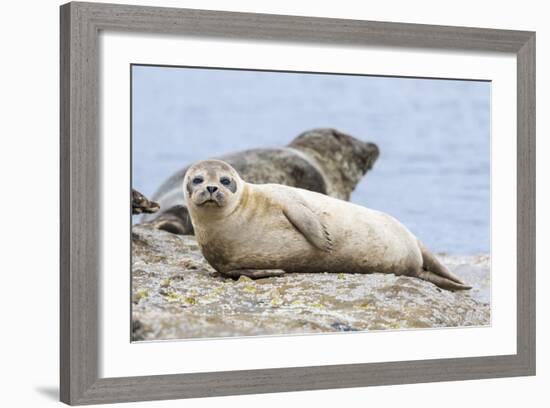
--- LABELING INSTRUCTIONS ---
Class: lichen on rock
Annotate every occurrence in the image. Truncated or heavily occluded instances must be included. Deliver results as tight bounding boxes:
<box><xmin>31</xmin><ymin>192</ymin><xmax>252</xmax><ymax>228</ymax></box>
<box><xmin>131</xmin><ymin>224</ymin><xmax>490</xmax><ymax>341</ymax></box>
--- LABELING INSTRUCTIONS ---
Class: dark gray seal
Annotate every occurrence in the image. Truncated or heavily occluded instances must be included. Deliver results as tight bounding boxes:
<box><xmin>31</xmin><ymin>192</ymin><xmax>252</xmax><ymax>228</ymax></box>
<box><xmin>132</xmin><ymin>189</ymin><xmax>160</xmax><ymax>215</ymax></box>
<box><xmin>141</xmin><ymin>128</ymin><xmax>379</xmax><ymax>235</ymax></box>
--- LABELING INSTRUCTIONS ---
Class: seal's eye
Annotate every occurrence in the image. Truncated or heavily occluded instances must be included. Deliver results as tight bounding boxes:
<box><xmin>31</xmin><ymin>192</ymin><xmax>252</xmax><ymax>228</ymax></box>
<box><xmin>220</xmin><ymin>177</ymin><xmax>231</xmax><ymax>186</ymax></box>
<box><xmin>192</xmin><ymin>176</ymin><xmax>204</xmax><ymax>185</ymax></box>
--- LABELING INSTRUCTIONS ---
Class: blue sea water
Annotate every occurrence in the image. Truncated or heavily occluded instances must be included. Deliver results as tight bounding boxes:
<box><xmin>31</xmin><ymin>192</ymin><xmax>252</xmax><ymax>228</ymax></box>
<box><xmin>132</xmin><ymin>66</ymin><xmax>490</xmax><ymax>255</ymax></box>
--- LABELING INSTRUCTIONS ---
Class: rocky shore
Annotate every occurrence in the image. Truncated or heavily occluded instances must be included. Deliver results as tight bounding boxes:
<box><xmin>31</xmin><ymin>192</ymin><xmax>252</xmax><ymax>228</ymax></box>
<box><xmin>131</xmin><ymin>224</ymin><xmax>490</xmax><ymax>341</ymax></box>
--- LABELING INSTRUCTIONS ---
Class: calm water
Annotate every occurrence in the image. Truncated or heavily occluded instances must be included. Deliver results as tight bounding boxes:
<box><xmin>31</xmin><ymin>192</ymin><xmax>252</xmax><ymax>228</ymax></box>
<box><xmin>132</xmin><ymin>66</ymin><xmax>490</xmax><ymax>255</ymax></box>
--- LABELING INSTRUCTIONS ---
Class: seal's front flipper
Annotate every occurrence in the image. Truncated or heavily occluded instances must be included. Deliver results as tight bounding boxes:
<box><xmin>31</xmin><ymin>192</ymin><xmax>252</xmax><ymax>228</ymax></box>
<box><xmin>283</xmin><ymin>198</ymin><xmax>333</xmax><ymax>252</ymax></box>
<box><xmin>222</xmin><ymin>269</ymin><xmax>286</xmax><ymax>279</ymax></box>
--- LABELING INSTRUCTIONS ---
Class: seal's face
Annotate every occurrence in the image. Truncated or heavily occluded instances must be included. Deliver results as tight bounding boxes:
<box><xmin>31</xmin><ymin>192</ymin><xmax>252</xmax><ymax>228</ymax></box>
<box><xmin>289</xmin><ymin>128</ymin><xmax>379</xmax><ymax>200</ymax></box>
<box><xmin>184</xmin><ymin>160</ymin><xmax>241</xmax><ymax>211</ymax></box>
<box><xmin>290</xmin><ymin>128</ymin><xmax>379</xmax><ymax>174</ymax></box>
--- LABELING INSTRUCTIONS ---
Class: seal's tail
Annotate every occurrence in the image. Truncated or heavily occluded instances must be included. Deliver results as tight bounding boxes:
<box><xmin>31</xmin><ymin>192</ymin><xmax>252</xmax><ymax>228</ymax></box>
<box><xmin>151</xmin><ymin>205</ymin><xmax>195</xmax><ymax>235</ymax></box>
<box><xmin>418</xmin><ymin>241</ymin><xmax>472</xmax><ymax>291</ymax></box>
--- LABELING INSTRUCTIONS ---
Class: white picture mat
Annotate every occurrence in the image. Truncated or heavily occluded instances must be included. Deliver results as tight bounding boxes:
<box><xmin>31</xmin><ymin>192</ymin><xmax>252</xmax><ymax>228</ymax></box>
<box><xmin>99</xmin><ymin>32</ymin><xmax>517</xmax><ymax>378</ymax></box>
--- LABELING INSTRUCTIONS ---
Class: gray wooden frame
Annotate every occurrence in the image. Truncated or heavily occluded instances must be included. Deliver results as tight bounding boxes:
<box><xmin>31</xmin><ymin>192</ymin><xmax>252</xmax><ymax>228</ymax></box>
<box><xmin>60</xmin><ymin>1</ymin><xmax>536</xmax><ymax>405</ymax></box>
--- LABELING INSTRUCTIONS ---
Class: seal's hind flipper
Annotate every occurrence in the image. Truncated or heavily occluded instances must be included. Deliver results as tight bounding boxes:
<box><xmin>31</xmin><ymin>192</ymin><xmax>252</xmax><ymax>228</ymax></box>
<box><xmin>283</xmin><ymin>198</ymin><xmax>333</xmax><ymax>252</ymax></box>
<box><xmin>417</xmin><ymin>240</ymin><xmax>471</xmax><ymax>291</ymax></box>
<box><xmin>154</xmin><ymin>220</ymin><xmax>188</xmax><ymax>235</ymax></box>
<box><xmin>152</xmin><ymin>205</ymin><xmax>195</xmax><ymax>235</ymax></box>
<box><xmin>418</xmin><ymin>270</ymin><xmax>472</xmax><ymax>291</ymax></box>
<box><xmin>418</xmin><ymin>240</ymin><xmax>467</xmax><ymax>285</ymax></box>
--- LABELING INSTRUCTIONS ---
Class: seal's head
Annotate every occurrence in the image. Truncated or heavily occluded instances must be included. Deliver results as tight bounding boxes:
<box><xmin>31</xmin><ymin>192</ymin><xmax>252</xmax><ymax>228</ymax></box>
<box><xmin>184</xmin><ymin>160</ymin><xmax>244</xmax><ymax>216</ymax></box>
<box><xmin>288</xmin><ymin>128</ymin><xmax>379</xmax><ymax>200</ymax></box>
<box><xmin>132</xmin><ymin>189</ymin><xmax>160</xmax><ymax>215</ymax></box>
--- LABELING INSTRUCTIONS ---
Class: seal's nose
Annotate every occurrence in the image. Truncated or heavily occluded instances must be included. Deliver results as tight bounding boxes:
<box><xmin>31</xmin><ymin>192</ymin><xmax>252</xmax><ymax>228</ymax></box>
<box><xmin>365</xmin><ymin>142</ymin><xmax>380</xmax><ymax>160</ymax></box>
<box><xmin>206</xmin><ymin>186</ymin><xmax>218</xmax><ymax>194</ymax></box>
<box><xmin>363</xmin><ymin>142</ymin><xmax>380</xmax><ymax>170</ymax></box>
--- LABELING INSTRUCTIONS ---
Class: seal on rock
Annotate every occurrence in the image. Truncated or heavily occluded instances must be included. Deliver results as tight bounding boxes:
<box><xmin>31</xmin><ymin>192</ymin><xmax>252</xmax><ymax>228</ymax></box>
<box><xmin>142</xmin><ymin>128</ymin><xmax>379</xmax><ymax>235</ymax></box>
<box><xmin>132</xmin><ymin>189</ymin><xmax>160</xmax><ymax>215</ymax></box>
<box><xmin>184</xmin><ymin>159</ymin><xmax>471</xmax><ymax>291</ymax></box>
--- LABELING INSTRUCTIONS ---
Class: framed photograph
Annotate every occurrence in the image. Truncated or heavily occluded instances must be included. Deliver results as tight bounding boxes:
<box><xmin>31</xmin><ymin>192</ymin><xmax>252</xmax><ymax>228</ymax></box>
<box><xmin>60</xmin><ymin>1</ymin><xmax>535</xmax><ymax>405</ymax></box>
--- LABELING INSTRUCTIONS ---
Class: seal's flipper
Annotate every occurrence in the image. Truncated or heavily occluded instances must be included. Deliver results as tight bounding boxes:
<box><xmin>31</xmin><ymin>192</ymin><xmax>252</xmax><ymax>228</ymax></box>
<box><xmin>417</xmin><ymin>240</ymin><xmax>471</xmax><ymax>291</ymax></box>
<box><xmin>222</xmin><ymin>269</ymin><xmax>286</xmax><ymax>279</ymax></box>
<box><xmin>283</xmin><ymin>199</ymin><xmax>333</xmax><ymax>252</ymax></box>
<box><xmin>418</xmin><ymin>241</ymin><xmax>467</xmax><ymax>285</ymax></box>
<box><xmin>152</xmin><ymin>205</ymin><xmax>195</xmax><ymax>235</ymax></box>
<box><xmin>154</xmin><ymin>219</ymin><xmax>188</xmax><ymax>235</ymax></box>
<box><xmin>418</xmin><ymin>270</ymin><xmax>472</xmax><ymax>291</ymax></box>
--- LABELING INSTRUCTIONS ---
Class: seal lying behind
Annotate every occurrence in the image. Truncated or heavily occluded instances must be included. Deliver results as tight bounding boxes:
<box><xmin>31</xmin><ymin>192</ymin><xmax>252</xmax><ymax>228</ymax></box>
<box><xmin>184</xmin><ymin>159</ymin><xmax>472</xmax><ymax>291</ymax></box>
<box><xmin>142</xmin><ymin>128</ymin><xmax>379</xmax><ymax>235</ymax></box>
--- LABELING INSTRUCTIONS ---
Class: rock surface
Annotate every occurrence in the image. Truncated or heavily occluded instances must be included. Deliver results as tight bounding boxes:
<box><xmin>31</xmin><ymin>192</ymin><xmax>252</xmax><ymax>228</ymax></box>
<box><xmin>131</xmin><ymin>224</ymin><xmax>490</xmax><ymax>341</ymax></box>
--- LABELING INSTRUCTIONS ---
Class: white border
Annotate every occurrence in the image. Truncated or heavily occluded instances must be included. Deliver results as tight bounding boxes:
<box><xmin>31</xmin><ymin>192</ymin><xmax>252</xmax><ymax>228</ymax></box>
<box><xmin>100</xmin><ymin>32</ymin><xmax>517</xmax><ymax>378</ymax></box>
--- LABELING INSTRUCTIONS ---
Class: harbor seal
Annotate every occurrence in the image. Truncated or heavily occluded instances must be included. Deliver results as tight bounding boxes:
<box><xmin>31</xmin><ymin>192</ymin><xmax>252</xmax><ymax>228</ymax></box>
<box><xmin>132</xmin><ymin>189</ymin><xmax>159</xmax><ymax>215</ymax></box>
<box><xmin>142</xmin><ymin>128</ymin><xmax>379</xmax><ymax>235</ymax></box>
<box><xmin>184</xmin><ymin>159</ymin><xmax>472</xmax><ymax>291</ymax></box>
